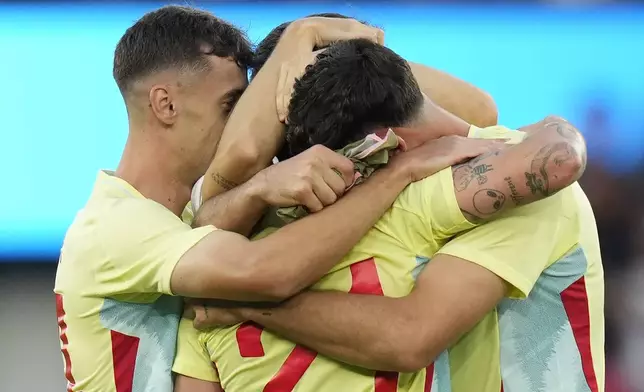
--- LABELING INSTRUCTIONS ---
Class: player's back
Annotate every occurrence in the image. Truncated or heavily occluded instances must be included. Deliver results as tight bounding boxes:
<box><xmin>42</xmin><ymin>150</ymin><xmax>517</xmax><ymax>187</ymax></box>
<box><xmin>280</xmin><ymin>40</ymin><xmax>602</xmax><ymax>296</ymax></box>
<box><xmin>498</xmin><ymin>182</ymin><xmax>603</xmax><ymax>391</ymax></box>
<box><xmin>55</xmin><ymin>171</ymin><xmax>210</xmax><ymax>392</ymax></box>
<box><xmin>201</xmin><ymin>167</ymin><xmax>475</xmax><ymax>392</ymax></box>
<box><xmin>437</xmin><ymin>179</ymin><xmax>604</xmax><ymax>392</ymax></box>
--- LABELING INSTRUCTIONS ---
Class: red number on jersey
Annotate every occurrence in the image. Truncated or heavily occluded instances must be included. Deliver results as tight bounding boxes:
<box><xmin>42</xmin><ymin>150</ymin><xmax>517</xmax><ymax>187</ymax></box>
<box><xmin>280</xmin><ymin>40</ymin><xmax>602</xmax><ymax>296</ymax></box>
<box><xmin>234</xmin><ymin>258</ymin><xmax>399</xmax><ymax>392</ymax></box>
<box><xmin>236</xmin><ymin>322</ymin><xmax>265</xmax><ymax>357</ymax></box>
<box><xmin>348</xmin><ymin>259</ymin><xmax>399</xmax><ymax>392</ymax></box>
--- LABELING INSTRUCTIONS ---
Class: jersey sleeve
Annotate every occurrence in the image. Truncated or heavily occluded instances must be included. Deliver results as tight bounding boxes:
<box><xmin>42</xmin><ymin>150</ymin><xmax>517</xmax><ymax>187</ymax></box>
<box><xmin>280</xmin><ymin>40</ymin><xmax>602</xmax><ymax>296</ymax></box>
<box><xmin>392</xmin><ymin>126</ymin><xmax>529</xmax><ymax>244</ymax></box>
<box><xmin>173</xmin><ymin>317</ymin><xmax>220</xmax><ymax>382</ymax></box>
<box><xmin>468</xmin><ymin>125</ymin><xmax>527</xmax><ymax>144</ymax></box>
<box><xmin>394</xmin><ymin>167</ymin><xmax>478</xmax><ymax>243</ymax></box>
<box><xmin>191</xmin><ymin>176</ymin><xmax>205</xmax><ymax>212</ymax></box>
<box><xmin>436</xmin><ymin>190</ymin><xmax>574</xmax><ymax>298</ymax></box>
<box><xmin>93</xmin><ymin>198</ymin><xmax>215</xmax><ymax>296</ymax></box>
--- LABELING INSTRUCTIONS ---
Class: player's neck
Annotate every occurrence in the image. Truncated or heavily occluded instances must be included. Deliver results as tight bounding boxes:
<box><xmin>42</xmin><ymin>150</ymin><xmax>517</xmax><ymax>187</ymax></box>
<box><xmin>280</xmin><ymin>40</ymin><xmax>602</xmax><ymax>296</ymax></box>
<box><xmin>116</xmin><ymin>132</ymin><xmax>193</xmax><ymax>217</ymax></box>
<box><xmin>397</xmin><ymin>102</ymin><xmax>471</xmax><ymax>149</ymax></box>
<box><xmin>423</xmin><ymin>101</ymin><xmax>471</xmax><ymax>137</ymax></box>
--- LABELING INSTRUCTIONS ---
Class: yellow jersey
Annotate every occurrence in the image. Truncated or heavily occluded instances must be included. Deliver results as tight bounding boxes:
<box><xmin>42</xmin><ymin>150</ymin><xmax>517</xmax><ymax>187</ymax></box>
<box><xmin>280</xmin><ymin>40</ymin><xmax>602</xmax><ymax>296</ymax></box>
<box><xmin>174</xmin><ymin>162</ymin><xmax>478</xmax><ymax>391</ymax></box>
<box><xmin>174</xmin><ymin>126</ymin><xmax>604</xmax><ymax>392</ymax></box>
<box><xmin>439</xmin><ymin>180</ymin><xmax>604</xmax><ymax>391</ymax></box>
<box><xmin>54</xmin><ymin>171</ymin><xmax>214</xmax><ymax>392</ymax></box>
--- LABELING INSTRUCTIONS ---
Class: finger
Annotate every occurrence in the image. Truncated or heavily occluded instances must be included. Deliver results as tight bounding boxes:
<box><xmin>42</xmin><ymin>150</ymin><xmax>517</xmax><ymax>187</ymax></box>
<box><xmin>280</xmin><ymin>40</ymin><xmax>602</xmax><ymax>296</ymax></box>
<box><xmin>283</xmin><ymin>68</ymin><xmax>293</xmax><ymax>123</ymax></box>
<box><xmin>450</xmin><ymin>142</ymin><xmax>505</xmax><ymax>163</ymax></box>
<box><xmin>311</xmin><ymin>175</ymin><xmax>339</xmax><ymax>207</ymax></box>
<box><xmin>322</xmin><ymin>166</ymin><xmax>348</xmax><ymax>196</ymax></box>
<box><xmin>312</xmin><ymin>148</ymin><xmax>354</xmax><ymax>185</ymax></box>
<box><xmin>183</xmin><ymin>306</ymin><xmax>196</xmax><ymax>319</ymax></box>
<box><xmin>316</xmin><ymin>28</ymin><xmax>379</xmax><ymax>46</ymax></box>
<box><xmin>295</xmin><ymin>184</ymin><xmax>325</xmax><ymax>213</ymax></box>
<box><xmin>193</xmin><ymin>316</ymin><xmax>211</xmax><ymax>331</ymax></box>
<box><xmin>192</xmin><ymin>306</ymin><xmax>207</xmax><ymax>324</ymax></box>
<box><xmin>327</xmin><ymin>155</ymin><xmax>355</xmax><ymax>188</ymax></box>
<box><xmin>375</xmin><ymin>28</ymin><xmax>385</xmax><ymax>45</ymax></box>
<box><xmin>276</xmin><ymin>63</ymin><xmax>289</xmax><ymax>122</ymax></box>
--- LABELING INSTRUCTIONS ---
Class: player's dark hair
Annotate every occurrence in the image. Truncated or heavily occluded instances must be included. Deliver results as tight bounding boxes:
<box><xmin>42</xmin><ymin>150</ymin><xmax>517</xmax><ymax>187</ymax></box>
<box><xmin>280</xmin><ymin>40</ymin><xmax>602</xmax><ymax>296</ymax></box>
<box><xmin>282</xmin><ymin>39</ymin><xmax>423</xmax><ymax>159</ymax></box>
<box><xmin>113</xmin><ymin>5</ymin><xmax>253</xmax><ymax>95</ymax></box>
<box><xmin>251</xmin><ymin>13</ymin><xmax>353</xmax><ymax>78</ymax></box>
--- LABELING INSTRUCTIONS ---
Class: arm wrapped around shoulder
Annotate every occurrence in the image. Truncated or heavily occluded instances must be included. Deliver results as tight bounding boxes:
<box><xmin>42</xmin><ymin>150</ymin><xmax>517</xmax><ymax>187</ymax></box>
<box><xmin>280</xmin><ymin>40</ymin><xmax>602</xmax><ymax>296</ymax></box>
<box><xmin>452</xmin><ymin>115</ymin><xmax>587</xmax><ymax>223</ymax></box>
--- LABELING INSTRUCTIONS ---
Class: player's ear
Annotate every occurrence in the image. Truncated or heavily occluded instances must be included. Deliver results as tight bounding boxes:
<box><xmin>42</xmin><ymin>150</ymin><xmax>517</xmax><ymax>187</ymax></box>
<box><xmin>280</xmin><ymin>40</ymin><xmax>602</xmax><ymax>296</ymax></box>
<box><xmin>149</xmin><ymin>84</ymin><xmax>178</xmax><ymax>125</ymax></box>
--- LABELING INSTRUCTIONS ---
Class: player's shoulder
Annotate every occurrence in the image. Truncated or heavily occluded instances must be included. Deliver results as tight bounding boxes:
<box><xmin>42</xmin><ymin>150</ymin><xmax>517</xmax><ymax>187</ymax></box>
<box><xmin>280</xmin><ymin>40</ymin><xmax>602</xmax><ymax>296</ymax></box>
<box><xmin>468</xmin><ymin>125</ymin><xmax>526</xmax><ymax>144</ymax></box>
<box><xmin>510</xmin><ymin>183</ymin><xmax>580</xmax><ymax>220</ymax></box>
<box><xmin>393</xmin><ymin>167</ymin><xmax>453</xmax><ymax>211</ymax></box>
<box><xmin>63</xmin><ymin>188</ymin><xmax>189</xmax><ymax>266</ymax></box>
<box><xmin>377</xmin><ymin>166</ymin><xmax>472</xmax><ymax>247</ymax></box>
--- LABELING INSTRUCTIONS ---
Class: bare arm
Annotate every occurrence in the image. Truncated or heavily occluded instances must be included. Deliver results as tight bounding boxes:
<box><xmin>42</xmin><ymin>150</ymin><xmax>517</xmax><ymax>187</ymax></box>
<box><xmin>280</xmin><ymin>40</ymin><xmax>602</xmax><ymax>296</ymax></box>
<box><xmin>172</xmin><ymin>135</ymin><xmax>500</xmax><ymax>301</ymax></box>
<box><xmin>226</xmin><ymin>254</ymin><xmax>504</xmax><ymax>372</ymax></box>
<box><xmin>196</xmin><ymin>19</ymin><xmax>384</xmax><ymax>234</ymax></box>
<box><xmin>172</xmin><ymin>163</ymin><xmax>407</xmax><ymax>302</ymax></box>
<box><xmin>195</xmin><ymin>23</ymin><xmax>313</xmax><ymax>234</ymax></box>
<box><xmin>187</xmin><ymin>119</ymin><xmax>585</xmax><ymax>368</ymax></box>
<box><xmin>409</xmin><ymin>62</ymin><xmax>498</xmax><ymax>127</ymax></box>
<box><xmin>201</xmin><ymin>18</ymin><xmax>384</xmax><ymax>201</ymax></box>
<box><xmin>453</xmin><ymin>115</ymin><xmax>586</xmax><ymax>223</ymax></box>
<box><xmin>193</xmin><ymin>188</ymin><xmax>569</xmax><ymax>371</ymax></box>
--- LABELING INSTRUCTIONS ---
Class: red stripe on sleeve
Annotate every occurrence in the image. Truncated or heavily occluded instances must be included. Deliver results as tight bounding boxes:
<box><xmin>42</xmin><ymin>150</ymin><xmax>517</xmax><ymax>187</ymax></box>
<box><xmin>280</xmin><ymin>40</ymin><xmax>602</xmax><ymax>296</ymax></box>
<box><xmin>375</xmin><ymin>371</ymin><xmax>399</xmax><ymax>392</ymax></box>
<box><xmin>110</xmin><ymin>330</ymin><xmax>140</xmax><ymax>392</ymax></box>
<box><xmin>560</xmin><ymin>276</ymin><xmax>598</xmax><ymax>392</ymax></box>
<box><xmin>350</xmin><ymin>259</ymin><xmax>399</xmax><ymax>392</ymax></box>
<box><xmin>263</xmin><ymin>346</ymin><xmax>317</xmax><ymax>392</ymax></box>
<box><xmin>424</xmin><ymin>362</ymin><xmax>435</xmax><ymax>392</ymax></box>
<box><xmin>236</xmin><ymin>322</ymin><xmax>265</xmax><ymax>357</ymax></box>
<box><xmin>55</xmin><ymin>294</ymin><xmax>76</xmax><ymax>392</ymax></box>
<box><xmin>349</xmin><ymin>258</ymin><xmax>385</xmax><ymax>296</ymax></box>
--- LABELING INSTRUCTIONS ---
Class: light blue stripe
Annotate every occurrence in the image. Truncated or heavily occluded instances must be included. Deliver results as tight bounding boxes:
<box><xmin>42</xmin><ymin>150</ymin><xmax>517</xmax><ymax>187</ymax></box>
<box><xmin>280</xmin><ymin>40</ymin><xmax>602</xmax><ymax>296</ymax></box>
<box><xmin>498</xmin><ymin>245</ymin><xmax>591</xmax><ymax>392</ymax></box>
<box><xmin>100</xmin><ymin>296</ymin><xmax>182</xmax><ymax>392</ymax></box>
<box><xmin>413</xmin><ymin>256</ymin><xmax>430</xmax><ymax>281</ymax></box>
<box><xmin>432</xmin><ymin>350</ymin><xmax>453</xmax><ymax>392</ymax></box>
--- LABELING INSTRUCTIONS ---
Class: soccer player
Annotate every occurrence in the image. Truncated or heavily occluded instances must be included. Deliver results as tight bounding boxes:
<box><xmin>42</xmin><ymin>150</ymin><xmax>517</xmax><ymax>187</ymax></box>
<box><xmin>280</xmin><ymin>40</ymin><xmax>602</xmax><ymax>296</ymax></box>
<box><xmin>173</xmin><ymin>38</ymin><xmax>593</xmax><ymax>392</ymax></box>
<box><xmin>53</xmin><ymin>8</ymin><xmax>493</xmax><ymax>392</ymax></box>
<box><xmin>199</xmin><ymin>13</ymin><xmax>499</xmax><ymax>204</ymax></box>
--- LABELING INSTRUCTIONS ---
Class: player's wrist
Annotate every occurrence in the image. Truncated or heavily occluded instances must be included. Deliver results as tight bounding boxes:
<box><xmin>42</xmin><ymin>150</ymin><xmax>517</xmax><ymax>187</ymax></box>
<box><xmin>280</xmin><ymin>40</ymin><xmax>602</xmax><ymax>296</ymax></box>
<box><xmin>376</xmin><ymin>162</ymin><xmax>413</xmax><ymax>189</ymax></box>
<box><xmin>233</xmin><ymin>307</ymin><xmax>259</xmax><ymax>322</ymax></box>
<box><xmin>241</xmin><ymin>174</ymin><xmax>271</xmax><ymax>210</ymax></box>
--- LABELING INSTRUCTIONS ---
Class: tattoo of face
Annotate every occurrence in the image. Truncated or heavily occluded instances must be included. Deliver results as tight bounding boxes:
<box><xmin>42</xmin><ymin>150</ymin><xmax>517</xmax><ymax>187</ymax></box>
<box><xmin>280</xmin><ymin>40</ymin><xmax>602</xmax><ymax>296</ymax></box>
<box><xmin>524</xmin><ymin>142</ymin><xmax>578</xmax><ymax>196</ymax></box>
<box><xmin>504</xmin><ymin>176</ymin><xmax>524</xmax><ymax>206</ymax></box>
<box><xmin>452</xmin><ymin>151</ymin><xmax>500</xmax><ymax>192</ymax></box>
<box><xmin>472</xmin><ymin>188</ymin><xmax>507</xmax><ymax>215</ymax></box>
<box><xmin>212</xmin><ymin>173</ymin><xmax>239</xmax><ymax>191</ymax></box>
<box><xmin>545</xmin><ymin>120</ymin><xmax>578</xmax><ymax>141</ymax></box>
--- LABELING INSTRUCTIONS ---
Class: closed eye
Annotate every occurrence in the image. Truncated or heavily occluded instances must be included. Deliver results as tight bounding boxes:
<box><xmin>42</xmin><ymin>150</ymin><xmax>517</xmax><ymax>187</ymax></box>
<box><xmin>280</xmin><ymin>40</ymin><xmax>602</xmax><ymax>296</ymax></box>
<box><xmin>221</xmin><ymin>87</ymin><xmax>245</xmax><ymax>115</ymax></box>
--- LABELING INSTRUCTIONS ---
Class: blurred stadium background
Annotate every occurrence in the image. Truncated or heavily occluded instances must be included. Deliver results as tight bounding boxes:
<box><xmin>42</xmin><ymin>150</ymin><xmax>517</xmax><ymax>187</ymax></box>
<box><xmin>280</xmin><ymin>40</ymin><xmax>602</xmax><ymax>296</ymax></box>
<box><xmin>1</xmin><ymin>1</ymin><xmax>643</xmax><ymax>391</ymax></box>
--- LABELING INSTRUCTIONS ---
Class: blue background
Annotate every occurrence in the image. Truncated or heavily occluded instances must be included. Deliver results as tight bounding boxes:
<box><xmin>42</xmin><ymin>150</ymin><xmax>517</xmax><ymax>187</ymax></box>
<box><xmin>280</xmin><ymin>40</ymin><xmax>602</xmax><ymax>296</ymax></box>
<box><xmin>2</xmin><ymin>3</ymin><xmax>643</xmax><ymax>260</ymax></box>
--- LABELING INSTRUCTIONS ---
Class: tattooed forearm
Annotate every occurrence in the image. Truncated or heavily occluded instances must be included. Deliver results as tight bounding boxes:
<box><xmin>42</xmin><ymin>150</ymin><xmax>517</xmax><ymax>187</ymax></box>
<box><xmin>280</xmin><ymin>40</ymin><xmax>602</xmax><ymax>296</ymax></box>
<box><xmin>524</xmin><ymin>142</ymin><xmax>579</xmax><ymax>197</ymax></box>
<box><xmin>459</xmin><ymin>188</ymin><xmax>507</xmax><ymax>223</ymax></box>
<box><xmin>212</xmin><ymin>172</ymin><xmax>239</xmax><ymax>191</ymax></box>
<box><xmin>504</xmin><ymin>177</ymin><xmax>524</xmax><ymax>206</ymax></box>
<box><xmin>454</xmin><ymin>116</ymin><xmax>586</xmax><ymax>225</ymax></box>
<box><xmin>472</xmin><ymin>188</ymin><xmax>507</xmax><ymax>215</ymax></box>
<box><xmin>452</xmin><ymin>151</ymin><xmax>500</xmax><ymax>192</ymax></box>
